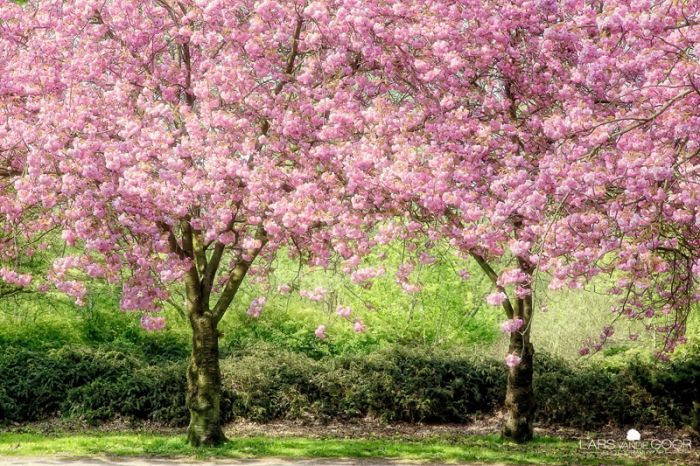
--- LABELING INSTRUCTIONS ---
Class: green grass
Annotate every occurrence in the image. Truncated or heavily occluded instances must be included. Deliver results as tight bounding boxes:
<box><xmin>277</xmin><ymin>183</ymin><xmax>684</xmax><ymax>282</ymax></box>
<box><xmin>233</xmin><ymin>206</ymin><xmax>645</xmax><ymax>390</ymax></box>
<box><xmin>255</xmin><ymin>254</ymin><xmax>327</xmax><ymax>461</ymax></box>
<box><xmin>0</xmin><ymin>431</ymin><xmax>682</xmax><ymax>465</ymax></box>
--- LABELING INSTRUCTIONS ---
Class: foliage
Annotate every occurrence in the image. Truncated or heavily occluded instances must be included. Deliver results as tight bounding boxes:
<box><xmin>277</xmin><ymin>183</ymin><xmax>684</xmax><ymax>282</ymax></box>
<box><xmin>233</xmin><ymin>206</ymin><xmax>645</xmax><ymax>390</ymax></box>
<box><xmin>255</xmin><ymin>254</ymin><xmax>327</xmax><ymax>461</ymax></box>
<box><xmin>534</xmin><ymin>353</ymin><xmax>699</xmax><ymax>429</ymax></box>
<box><xmin>1</xmin><ymin>342</ymin><xmax>696</xmax><ymax>430</ymax></box>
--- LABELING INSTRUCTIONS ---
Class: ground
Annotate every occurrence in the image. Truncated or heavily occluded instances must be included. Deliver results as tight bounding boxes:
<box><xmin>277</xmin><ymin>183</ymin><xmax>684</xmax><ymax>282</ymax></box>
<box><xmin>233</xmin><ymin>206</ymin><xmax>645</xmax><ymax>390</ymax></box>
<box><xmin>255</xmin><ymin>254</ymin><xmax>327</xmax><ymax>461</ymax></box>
<box><xmin>0</xmin><ymin>459</ymin><xmax>506</xmax><ymax>466</ymax></box>
<box><xmin>1</xmin><ymin>419</ymin><xmax>697</xmax><ymax>466</ymax></box>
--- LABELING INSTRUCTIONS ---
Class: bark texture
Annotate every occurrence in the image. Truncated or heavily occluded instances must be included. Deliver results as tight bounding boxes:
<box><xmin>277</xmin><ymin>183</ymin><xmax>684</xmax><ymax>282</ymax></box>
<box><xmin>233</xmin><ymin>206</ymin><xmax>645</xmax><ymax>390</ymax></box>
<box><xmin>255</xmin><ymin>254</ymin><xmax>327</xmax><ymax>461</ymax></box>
<box><xmin>186</xmin><ymin>312</ymin><xmax>226</xmax><ymax>446</ymax></box>
<box><xmin>502</xmin><ymin>286</ymin><xmax>536</xmax><ymax>443</ymax></box>
<box><xmin>502</xmin><ymin>336</ymin><xmax>536</xmax><ymax>442</ymax></box>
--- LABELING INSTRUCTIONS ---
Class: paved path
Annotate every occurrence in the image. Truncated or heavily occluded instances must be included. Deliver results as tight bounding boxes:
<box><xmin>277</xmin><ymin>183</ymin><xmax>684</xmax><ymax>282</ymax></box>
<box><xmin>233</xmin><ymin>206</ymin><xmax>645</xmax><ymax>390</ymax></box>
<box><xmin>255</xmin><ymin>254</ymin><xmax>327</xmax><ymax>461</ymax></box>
<box><xmin>1</xmin><ymin>458</ymin><xmax>498</xmax><ymax>466</ymax></box>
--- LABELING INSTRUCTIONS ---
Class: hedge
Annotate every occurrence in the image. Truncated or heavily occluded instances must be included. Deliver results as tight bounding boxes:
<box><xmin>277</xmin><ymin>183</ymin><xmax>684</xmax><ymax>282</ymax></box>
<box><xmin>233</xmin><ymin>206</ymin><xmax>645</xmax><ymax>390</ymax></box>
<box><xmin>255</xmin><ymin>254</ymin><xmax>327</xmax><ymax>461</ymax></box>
<box><xmin>0</xmin><ymin>344</ymin><xmax>697</xmax><ymax>429</ymax></box>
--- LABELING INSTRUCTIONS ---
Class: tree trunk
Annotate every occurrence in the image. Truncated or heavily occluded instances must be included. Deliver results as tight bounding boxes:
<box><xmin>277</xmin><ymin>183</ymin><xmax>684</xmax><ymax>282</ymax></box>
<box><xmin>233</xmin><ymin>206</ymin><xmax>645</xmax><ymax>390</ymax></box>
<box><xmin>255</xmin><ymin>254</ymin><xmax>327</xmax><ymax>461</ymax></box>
<box><xmin>502</xmin><ymin>292</ymin><xmax>536</xmax><ymax>443</ymax></box>
<box><xmin>502</xmin><ymin>333</ymin><xmax>535</xmax><ymax>442</ymax></box>
<box><xmin>186</xmin><ymin>312</ymin><xmax>226</xmax><ymax>446</ymax></box>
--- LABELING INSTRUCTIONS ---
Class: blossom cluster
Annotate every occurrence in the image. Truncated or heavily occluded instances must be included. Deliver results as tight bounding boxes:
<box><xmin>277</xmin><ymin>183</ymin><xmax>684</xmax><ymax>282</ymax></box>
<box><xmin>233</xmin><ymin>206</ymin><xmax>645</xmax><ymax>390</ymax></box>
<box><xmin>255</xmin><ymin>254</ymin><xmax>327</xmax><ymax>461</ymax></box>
<box><xmin>0</xmin><ymin>0</ymin><xmax>697</xmax><ymax>358</ymax></box>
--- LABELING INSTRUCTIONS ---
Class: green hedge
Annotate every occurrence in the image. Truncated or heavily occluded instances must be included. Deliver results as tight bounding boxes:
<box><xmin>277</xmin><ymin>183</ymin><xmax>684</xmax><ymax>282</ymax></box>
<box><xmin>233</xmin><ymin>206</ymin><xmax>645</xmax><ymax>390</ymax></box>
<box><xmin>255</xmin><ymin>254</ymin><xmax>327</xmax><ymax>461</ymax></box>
<box><xmin>0</xmin><ymin>344</ymin><xmax>697</xmax><ymax>429</ymax></box>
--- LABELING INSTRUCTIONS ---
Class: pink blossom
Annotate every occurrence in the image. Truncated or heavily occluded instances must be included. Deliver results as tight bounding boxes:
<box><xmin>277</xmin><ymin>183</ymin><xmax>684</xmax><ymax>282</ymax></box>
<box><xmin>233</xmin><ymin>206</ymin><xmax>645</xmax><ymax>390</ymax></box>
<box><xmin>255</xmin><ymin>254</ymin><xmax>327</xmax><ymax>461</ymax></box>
<box><xmin>497</xmin><ymin>269</ymin><xmax>529</xmax><ymax>286</ymax></box>
<box><xmin>419</xmin><ymin>253</ymin><xmax>436</xmax><ymax>265</ymax></box>
<box><xmin>300</xmin><ymin>287</ymin><xmax>328</xmax><ymax>302</ymax></box>
<box><xmin>0</xmin><ymin>268</ymin><xmax>32</xmax><ymax>287</ymax></box>
<box><xmin>336</xmin><ymin>305</ymin><xmax>352</xmax><ymax>318</ymax></box>
<box><xmin>247</xmin><ymin>297</ymin><xmax>266</xmax><ymax>318</ymax></box>
<box><xmin>500</xmin><ymin>318</ymin><xmax>524</xmax><ymax>333</ymax></box>
<box><xmin>600</xmin><ymin>326</ymin><xmax>614</xmax><ymax>339</ymax></box>
<box><xmin>353</xmin><ymin>320</ymin><xmax>366</xmax><ymax>333</ymax></box>
<box><xmin>140</xmin><ymin>315</ymin><xmax>166</xmax><ymax>332</ymax></box>
<box><xmin>400</xmin><ymin>282</ymin><xmax>422</xmax><ymax>294</ymax></box>
<box><xmin>486</xmin><ymin>291</ymin><xmax>507</xmax><ymax>306</ymax></box>
<box><xmin>505</xmin><ymin>354</ymin><xmax>522</xmax><ymax>368</ymax></box>
<box><xmin>314</xmin><ymin>324</ymin><xmax>327</xmax><ymax>340</ymax></box>
<box><xmin>350</xmin><ymin>266</ymin><xmax>384</xmax><ymax>284</ymax></box>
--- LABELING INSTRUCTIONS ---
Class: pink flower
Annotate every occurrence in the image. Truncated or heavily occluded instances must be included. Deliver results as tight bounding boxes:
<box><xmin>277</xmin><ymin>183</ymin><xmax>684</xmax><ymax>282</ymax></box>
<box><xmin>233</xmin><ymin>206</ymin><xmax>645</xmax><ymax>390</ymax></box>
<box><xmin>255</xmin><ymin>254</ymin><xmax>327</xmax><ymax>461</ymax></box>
<box><xmin>140</xmin><ymin>315</ymin><xmax>166</xmax><ymax>331</ymax></box>
<box><xmin>500</xmin><ymin>318</ymin><xmax>524</xmax><ymax>333</ymax></box>
<box><xmin>505</xmin><ymin>353</ymin><xmax>522</xmax><ymax>368</ymax></box>
<box><xmin>300</xmin><ymin>286</ymin><xmax>328</xmax><ymax>302</ymax></box>
<box><xmin>336</xmin><ymin>305</ymin><xmax>352</xmax><ymax>318</ymax></box>
<box><xmin>353</xmin><ymin>320</ymin><xmax>366</xmax><ymax>333</ymax></box>
<box><xmin>578</xmin><ymin>347</ymin><xmax>590</xmax><ymax>356</ymax></box>
<box><xmin>351</xmin><ymin>266</ymin><xmax>384</xmax><ymax>284</ymax></box>
<box><xmin>508</xmin><ymin>240</ymin><xmax>531</xmax><ymax>257</ymax></box>
<box><xmin>277</xmin><ymin>284</ymin><xmax>292</xmax><ymax>295</ymax></box>
<box><xmin>247</xmin><ymin>297</ymin><xmax>266</xmax><ymax>318</ymax></box>
<box><xmin>0</xmin><ymin>268</ymin><xmax>32</xmax><ymax>287</ymax></box>
<box><xmin>419</xmin><ymin>252</ymin><xmax>436</xmax><ymax>265</ymax></box>
<box><xmin>486</xmin><ymin>291</ymin><xmax>507</xmax><ymax>306</ymax></box>
<box><xmin>600</xmin><ymin>325</ymin><xmax>614</xmax><ymax>339</ymax></box>
<box><xmin>400</xmin><ymin>282</ymin><xmax>422</xmax><ymax>294</ymax></box>
<box><xmin>497</xmin><ymin>269</ymin><xmax>528</xmax><ymax>286</ymax></box>
<box><xmin>458</xmin><ymin>269</ymin><xmax>470</xmax><ymax>280</ymax></box>
<box><xmin>314</xmin><ymin>324</ymin><xmax>327</xmax><ymax>340</ymax></box>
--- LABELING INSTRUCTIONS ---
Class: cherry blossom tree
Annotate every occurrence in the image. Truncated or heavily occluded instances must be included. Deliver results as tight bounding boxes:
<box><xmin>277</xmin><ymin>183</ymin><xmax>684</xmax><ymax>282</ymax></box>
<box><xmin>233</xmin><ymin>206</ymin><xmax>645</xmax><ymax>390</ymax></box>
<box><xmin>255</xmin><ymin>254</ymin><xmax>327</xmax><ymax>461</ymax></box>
<box><xmin>4</xmin><ymin>0</ymin><xmax>699</xmax><ymax>447</ymax></box>
<box><xmin>0</xmin><ymin>0</ymin><xmax>388</xmax><ymax>445</ymax></box>
<box><xmin>348</xmin><ymin>0</ymin><xmax>700</xmax><ymax>442</ymax></box>
<box><xmin>0</xmin><ymin>4</ymin><xmax>50</xmax><ymax>301</ymax></box>
<box><xmin>547</xmin><ymin>0</ymin><xmax>700</xmax><ymax>358</ymax></box>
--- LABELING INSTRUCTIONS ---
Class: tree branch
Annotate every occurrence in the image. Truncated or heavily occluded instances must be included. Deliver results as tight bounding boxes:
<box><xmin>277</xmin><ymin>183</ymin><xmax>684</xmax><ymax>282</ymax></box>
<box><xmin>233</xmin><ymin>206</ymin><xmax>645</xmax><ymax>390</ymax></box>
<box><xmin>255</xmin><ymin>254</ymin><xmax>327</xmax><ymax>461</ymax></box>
<box><xmin>470</xmin><ymin>252</ymin><xmax>515</xmax><ymax>319</ymax></box>
<box><xmin>211</xmin><ymin>229</ymin><xmax>268</xmax><ymax>323</ymax></box>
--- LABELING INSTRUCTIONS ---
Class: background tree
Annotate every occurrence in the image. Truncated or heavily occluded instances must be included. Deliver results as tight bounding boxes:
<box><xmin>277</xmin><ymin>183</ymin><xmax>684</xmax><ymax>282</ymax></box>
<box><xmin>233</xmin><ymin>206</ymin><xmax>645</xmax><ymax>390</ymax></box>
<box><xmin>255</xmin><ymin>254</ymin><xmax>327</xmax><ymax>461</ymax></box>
<box><xmin>0</xmin><ymin>5</ymin><xmax>51</xmax><ymax>303</ymax></box>
<box><xmin>348</xmin><ymin>0</ymin><xmax>700</xmax><ymax>442</ymax></box>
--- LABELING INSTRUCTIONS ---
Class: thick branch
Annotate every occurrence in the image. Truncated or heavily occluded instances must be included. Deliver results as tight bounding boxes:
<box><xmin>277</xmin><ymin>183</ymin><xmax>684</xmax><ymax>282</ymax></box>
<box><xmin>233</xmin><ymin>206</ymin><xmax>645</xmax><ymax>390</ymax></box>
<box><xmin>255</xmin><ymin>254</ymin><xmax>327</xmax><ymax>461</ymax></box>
<box><xmin>470</xmin><ymin>252</ymin><xmax>515</xmax><ymax>319</ymax></box>
<box><xmin>211</xmin><ymin>230</ymin><xmax>268</xmax><ymax>323</ymax></box>
<box><xmin>201</xmin><ymin>241</ymin><xmax>225</xmax><ymax>307</ymax></box>
<box><xmin>159</xmin><ymin>222</ymin><xmax>186</xmax><ymax>259</ymax></box>
<box><xmin>210</xmin><ymin>260</ymin><xmax>250</xmax><ymax>323</ymax></box>
<box><xmin>251</xmin><ymin>15</ymin><xmax>303</xmax><ymax>163</ymax></box>
<box><xmin>180</xmin><ymin>220</ymin><xmax>203</xmax><ymax>313</ymax></box>
<box><xmin>0</xmin><ymin>167</ymin><xmax>20</xmax><ymax>178</ymax></box>
<box><xmin>192</xmin><ymin>229</ymin><xmax>207</xmax><ymax>278</ymax></box>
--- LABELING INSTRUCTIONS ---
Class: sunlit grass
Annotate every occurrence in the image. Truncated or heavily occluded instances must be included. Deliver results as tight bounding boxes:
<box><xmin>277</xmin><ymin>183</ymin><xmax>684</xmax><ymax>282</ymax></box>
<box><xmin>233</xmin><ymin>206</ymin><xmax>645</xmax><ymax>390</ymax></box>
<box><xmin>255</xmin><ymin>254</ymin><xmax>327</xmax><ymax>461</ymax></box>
<box><xmin>0</xmin><ymin>431</ymin><xmax>679</xmax><ymax>465</ymax></box>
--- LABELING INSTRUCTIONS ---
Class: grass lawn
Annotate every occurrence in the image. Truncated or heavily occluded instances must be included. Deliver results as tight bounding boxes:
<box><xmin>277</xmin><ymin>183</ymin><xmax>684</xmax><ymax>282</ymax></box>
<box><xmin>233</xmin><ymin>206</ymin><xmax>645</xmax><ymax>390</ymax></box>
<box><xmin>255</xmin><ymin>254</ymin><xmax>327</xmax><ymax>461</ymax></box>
<box><xmin>0</xmin><ymin>430</ymin><xmax>692</xmax><ymax>465</ymax></box>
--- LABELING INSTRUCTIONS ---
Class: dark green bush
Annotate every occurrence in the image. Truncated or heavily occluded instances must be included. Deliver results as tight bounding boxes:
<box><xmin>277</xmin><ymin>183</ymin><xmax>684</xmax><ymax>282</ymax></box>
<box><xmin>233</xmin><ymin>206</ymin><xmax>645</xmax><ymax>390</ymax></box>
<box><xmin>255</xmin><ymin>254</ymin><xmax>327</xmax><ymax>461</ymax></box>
<box><xmin>222</xmin><ymin>346</ymin><xmax>504</xmax><ymax>423</ymax></box>
<box><xmin>63</xmin><ymin>362</ymin><xmax>189</xmax><ymax>425</ymax></box>
<box><xmin>534</xmin><ymin>353</ymin><xmax>698</xmax><ymax>429</ymax></box>
<box><xmin>0</xmin><ymin>344</ymin><xmax>696</xmax><ymax>429</ymax></box>
<box><xmin>0</xmin><ymin>345</ymin><xmax>187</xmax><ymax>425</ymax></box>
<box><xmin>330</xmin><ymin>348</ymin><xmax>505</xmax><ymax>423</ymax></box>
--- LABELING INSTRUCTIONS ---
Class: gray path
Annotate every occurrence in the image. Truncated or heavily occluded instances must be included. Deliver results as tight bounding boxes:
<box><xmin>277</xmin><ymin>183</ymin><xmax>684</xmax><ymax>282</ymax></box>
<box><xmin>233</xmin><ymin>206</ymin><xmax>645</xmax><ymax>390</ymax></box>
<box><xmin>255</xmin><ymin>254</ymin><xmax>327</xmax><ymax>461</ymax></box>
<box><xmin>0</xmin><ymin>458</ymin><xmax>497</xmax><ymax>466</ymax></box>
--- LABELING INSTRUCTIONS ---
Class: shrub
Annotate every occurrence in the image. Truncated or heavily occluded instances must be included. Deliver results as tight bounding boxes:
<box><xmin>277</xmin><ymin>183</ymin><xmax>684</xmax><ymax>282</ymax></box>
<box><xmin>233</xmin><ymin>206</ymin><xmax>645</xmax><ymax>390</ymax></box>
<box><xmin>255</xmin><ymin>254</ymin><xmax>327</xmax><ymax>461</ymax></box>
<box><xmin>534</xmin><ymin>353</ymin><xmax>698</xmax><ymax>429</ymax></box>
<box><xmin>63</xmin><ymin>362</ymin><xmax>189</xmax><ymax>425</ymax></box>
<box><xmin>0</xmin><ymin>345</ymin><xmax>188</xmax><ymax>425</ymax></box>
<box><xmin>0</xmin><ymin>343</ymin><xmax>696</xmax><ymax>429</ymax></box>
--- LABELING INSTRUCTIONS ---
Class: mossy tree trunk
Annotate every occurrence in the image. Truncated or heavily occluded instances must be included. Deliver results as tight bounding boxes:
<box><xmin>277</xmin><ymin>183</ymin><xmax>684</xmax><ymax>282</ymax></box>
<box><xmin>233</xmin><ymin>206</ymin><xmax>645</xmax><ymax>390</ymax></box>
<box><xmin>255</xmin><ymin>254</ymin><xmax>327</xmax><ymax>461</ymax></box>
<box><xmin>502</xmin><ymin>292</ymin><xmax>536</xmax><ymax>442</ymax></box>
<box><xmin>182</xmin><ymin>256</ymin><xmax>252</xmax><ymax>447</ymax></box>
<box><xmin>502</xmin><ymin>260</ymin><xmax>536</xmax><ymax>443</ymax></box>
<box><xmin>186</xmin><ymin>310</ymin><xmax>226</xmax><ymax>446</ymax></box>
<box><xmin>167</xmin><ymin>217</ymin><xmax>263</xmax><ymax>447</ymax></box>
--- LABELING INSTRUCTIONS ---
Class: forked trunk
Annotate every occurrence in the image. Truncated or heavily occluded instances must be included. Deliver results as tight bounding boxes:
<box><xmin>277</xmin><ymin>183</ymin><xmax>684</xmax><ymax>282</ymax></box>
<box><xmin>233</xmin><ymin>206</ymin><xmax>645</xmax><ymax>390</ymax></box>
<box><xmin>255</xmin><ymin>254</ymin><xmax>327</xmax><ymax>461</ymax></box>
<box><xmin>186</xmin><ymin>313</ymin><xmax>226</xmax><ymax>446</ymax></box>
<box><xmin>502</xmin><ymin>291</ymin><xmax>536</xmax><ymax>443</ymax></box>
